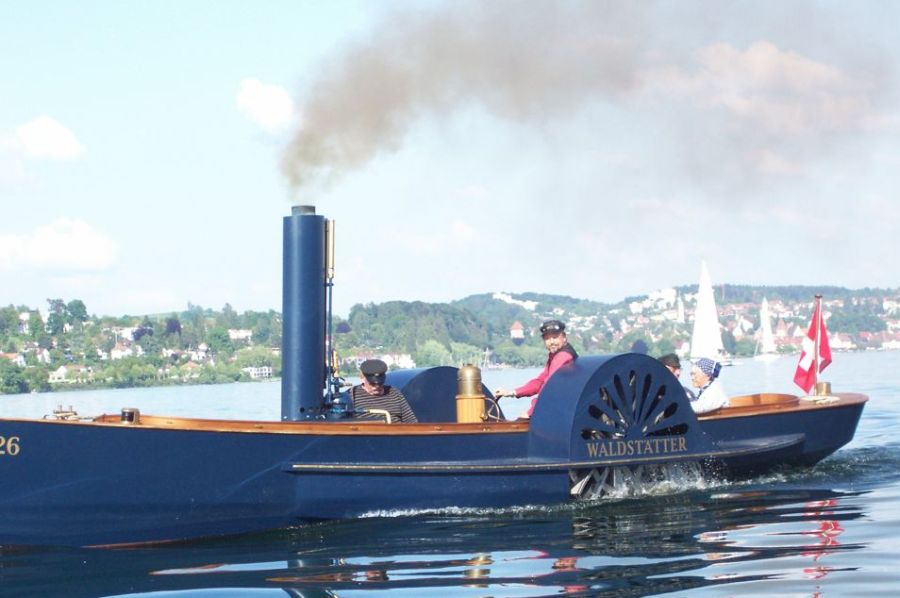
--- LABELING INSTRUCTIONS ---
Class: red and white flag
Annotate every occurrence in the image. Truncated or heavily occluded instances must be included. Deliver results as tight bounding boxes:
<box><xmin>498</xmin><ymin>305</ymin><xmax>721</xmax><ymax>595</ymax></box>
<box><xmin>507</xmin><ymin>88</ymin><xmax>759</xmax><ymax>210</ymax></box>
<box><xmin>794</xmin><ymin>296</ymin><xmax>832</xmax><ymax>394</ymax></box>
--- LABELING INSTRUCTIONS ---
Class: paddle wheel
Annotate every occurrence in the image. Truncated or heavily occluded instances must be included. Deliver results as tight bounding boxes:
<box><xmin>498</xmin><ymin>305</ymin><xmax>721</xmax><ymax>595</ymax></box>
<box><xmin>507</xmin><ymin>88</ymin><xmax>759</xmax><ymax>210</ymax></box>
<box><xmin>527</xmin><ymin>353</ymin><xmax>715</xmax><ymax>499</ymax></box>
<box><xmin>569</xmin><ymin>461</ymin><xmax>707</xmax><ymax>499</ymax></box>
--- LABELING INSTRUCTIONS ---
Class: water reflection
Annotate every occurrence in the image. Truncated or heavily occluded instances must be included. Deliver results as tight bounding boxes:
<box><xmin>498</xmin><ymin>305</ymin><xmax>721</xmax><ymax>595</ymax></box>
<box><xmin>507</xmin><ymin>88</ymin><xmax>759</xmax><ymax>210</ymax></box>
<box><xmin>0</xmin><ymin>486</ymin><xmax>868</xmax><ymax>598</ymax></box>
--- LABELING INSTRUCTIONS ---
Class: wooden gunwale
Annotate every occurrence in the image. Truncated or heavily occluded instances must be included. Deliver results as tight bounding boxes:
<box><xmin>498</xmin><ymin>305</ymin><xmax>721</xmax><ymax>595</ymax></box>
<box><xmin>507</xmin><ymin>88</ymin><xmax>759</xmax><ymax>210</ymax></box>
<box><xmin>700</xmin><ymin>392</ymin><xmax>868</xmax><ymax>420</ymax></box>
<box><xmin>1</xmin><ymin>393</ymin><xmax>867</xmax><ymax>432</ymax></box>
<box><xmin>1</xmin><ymin>414</ymin><xmax>528</xmax><ymax>436</ymax></box>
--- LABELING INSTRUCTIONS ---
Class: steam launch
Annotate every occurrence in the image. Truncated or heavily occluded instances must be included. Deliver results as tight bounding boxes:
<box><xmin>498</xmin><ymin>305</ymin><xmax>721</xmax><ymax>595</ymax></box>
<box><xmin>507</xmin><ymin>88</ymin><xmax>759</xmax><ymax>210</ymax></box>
<box><xmin>0</xmin><ymin>206</ymin><xmax>867</xmax><ymax>547</ymax></box>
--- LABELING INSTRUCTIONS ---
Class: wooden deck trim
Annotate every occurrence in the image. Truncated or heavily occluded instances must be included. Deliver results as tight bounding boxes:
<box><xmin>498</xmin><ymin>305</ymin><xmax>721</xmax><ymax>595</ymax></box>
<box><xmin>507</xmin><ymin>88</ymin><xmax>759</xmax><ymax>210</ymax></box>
<box><xmin>4</xmin><ymin>414</ymin><xmax>529</xmax><ymax>436</ymax></box>
<box><xmin>700</xmin><ymin>392</ymin><xmax>868</xmax><ymax>420</ymax></box>
<box><xmin>2</xmin><ymin>392</ymin><xmax>867</xmax><ymax>433</ymax></box>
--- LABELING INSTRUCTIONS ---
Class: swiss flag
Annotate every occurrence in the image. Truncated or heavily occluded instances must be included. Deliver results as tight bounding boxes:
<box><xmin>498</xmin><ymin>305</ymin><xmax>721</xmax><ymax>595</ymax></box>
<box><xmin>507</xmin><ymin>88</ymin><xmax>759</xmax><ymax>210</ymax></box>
<box><xmin>794</xmin><ymin>297</ymin><xmax>832</xmax><ymax>394</ymax></box>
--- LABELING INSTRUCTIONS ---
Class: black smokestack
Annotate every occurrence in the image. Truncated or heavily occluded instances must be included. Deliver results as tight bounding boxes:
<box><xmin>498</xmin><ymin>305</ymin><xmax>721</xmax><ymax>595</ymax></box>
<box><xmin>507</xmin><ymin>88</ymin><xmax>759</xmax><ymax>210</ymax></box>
<box><xmin>281</xmin><ymin>205</ymin><xmax>326</xmax><ymax>421</ymax></box>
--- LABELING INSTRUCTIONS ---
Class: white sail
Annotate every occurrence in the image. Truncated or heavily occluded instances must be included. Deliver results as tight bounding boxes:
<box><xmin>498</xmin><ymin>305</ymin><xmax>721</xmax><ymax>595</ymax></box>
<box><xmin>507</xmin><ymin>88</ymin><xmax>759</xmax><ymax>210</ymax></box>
<box><xmin>690</xmin><ymin>260</ymin><xmax>725</xmax><ymax>360</ymax></box>
<box><xmin>755</xmin><ymin>297</ymin><xmax>778</xmax><ymax>360</ymax></box>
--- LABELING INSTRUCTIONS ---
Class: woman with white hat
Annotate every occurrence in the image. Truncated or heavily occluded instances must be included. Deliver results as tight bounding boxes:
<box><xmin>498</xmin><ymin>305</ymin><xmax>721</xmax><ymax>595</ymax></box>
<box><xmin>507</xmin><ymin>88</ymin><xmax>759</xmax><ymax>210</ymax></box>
<box><xmin>689</xmin><ymin>357</ymin><xmax>729</xmax><ymax>414</ymax></box>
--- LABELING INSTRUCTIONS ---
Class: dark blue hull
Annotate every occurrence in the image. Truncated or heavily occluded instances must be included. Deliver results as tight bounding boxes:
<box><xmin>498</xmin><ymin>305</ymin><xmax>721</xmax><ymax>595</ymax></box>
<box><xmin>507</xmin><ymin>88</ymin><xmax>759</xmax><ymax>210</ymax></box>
<box><xmin>0</xmin><ymin>354</ymin><xmax>867</xmax><ymax>547</ymax></box>
<box><xmin>0</xmin><ymin>418</ymin><xmax>557</xmax><ymax>546</ymax></box>
<box><xmin>700</xmin><ymin>395</ymin><xmax>866</xmax><ymax>474</ymax></box>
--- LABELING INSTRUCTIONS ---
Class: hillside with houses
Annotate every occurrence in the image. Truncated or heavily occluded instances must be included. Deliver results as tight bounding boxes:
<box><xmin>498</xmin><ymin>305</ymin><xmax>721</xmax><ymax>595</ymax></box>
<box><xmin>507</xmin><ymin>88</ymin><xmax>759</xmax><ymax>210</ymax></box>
<box><xmin>1</xmin><ymin>284</ymin><xmax>898</xmax><ymax>395</ymax></box>
<box><xmin>0</xmin><ymin>302</ymin><xmax>282</xmax><ymax>394</ymax></box>
<box><xmin>444</xmin><ymin>285</ymin><xmax>900</xmax><ymax>365</ymax></box>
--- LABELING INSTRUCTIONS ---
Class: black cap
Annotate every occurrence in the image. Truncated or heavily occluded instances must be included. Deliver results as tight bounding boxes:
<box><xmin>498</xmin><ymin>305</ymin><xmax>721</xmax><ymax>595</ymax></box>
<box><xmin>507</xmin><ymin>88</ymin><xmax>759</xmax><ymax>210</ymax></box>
<box><xmin>360</xmin><ymin>359</ymin><xmax>387</xmax><ymax>377</ymax></box>
<box><xmin>540</xmin><ymin>320</ymin><xmax>565</xmax><ymax>335</ymax></box>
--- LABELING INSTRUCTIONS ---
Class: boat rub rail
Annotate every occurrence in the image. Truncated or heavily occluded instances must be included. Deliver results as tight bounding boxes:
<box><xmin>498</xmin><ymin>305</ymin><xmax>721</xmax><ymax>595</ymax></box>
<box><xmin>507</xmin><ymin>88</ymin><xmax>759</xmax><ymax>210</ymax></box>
<box><xmin>283</xmin><ymin>434</ymin><xmax>805</xmax><ymax>473</ymax></box>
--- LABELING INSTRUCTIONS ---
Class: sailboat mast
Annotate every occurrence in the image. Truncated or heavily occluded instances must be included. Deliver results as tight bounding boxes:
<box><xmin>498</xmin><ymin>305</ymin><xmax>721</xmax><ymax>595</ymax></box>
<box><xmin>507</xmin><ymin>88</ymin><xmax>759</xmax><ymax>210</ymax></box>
<box><xmin>813</xmin><ymin>294</ymin><xmax>822</xmax><ymax>391</ymax></box>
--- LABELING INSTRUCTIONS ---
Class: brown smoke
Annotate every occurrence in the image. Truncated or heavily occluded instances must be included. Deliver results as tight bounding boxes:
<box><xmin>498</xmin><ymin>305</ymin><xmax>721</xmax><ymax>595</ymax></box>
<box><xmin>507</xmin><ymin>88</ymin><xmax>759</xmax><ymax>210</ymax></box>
<box><xmin>281</xmin><ymin>1</ymin><xmax>644</xmax><ymax>191</ymax></box>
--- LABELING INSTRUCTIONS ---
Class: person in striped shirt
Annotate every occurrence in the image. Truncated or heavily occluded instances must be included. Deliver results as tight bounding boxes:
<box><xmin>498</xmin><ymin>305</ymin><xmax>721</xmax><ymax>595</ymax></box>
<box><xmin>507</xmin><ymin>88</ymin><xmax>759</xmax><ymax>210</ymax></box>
<box><xmin>350</xmin><ymin>359</ymin><xmax>418</xmax><ymax>423</ymax></box>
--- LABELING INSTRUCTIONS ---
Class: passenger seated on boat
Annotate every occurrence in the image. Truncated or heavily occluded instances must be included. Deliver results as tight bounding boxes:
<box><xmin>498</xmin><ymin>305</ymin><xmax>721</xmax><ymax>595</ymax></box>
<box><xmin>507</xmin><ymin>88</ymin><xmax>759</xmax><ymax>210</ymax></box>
<box><xmin>689</xmin><ymin>357</ymin><xmax>729</xmax><ymax>414</ymax></box>
<box><xmin>658</xmin><ymin>353</ymin><xmax>697</xmax><ymax>401</ymax></box>
<box><xmin>493</xmin><ymin>320</ymin><xmax>578</xmax><ymax>419</ymax></box>
<box><xmin>350</xmin><ymin>359</ymin><xmax>418</xmax><ymax>423</ymax></box>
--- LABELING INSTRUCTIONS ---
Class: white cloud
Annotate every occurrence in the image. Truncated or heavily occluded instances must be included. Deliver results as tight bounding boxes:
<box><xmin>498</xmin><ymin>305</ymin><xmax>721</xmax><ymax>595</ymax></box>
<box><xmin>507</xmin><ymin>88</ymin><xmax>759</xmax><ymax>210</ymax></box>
<box><xmin>15</xmin><ymin>116</ymin><xmax>85</xmax><ymax>160</ymax></box>
<box><xmin>451</xmin><ymin>218</ymin><xmax>476</xmax><ymax>239</ymax></box>
<box><xmin>0</xmin><ymin>146</ymin><xmax>26</xmax><ymax>184</ymax></box>
<box><xmin>236</xmin><ymin>78</ymin><xmax>295</xmax><ymax>133</ymax></box>
<box><xmin>397</xmin><ymin>218</ymin><xmax>481</xmax><ymax>256</ymax></box>
<box><xmin>457</xmin><ymin>184</ymin><xmax>490</xmax><ymax>200</ymax></box>
<box><xmin>699</xmin><ymin>41</ymin><xmax>873</xmax><ymax>134</ymax></box>
<box><xmin>648</xmin><ymin>41</ymin><xmax>878</xmax><ymax>136</ymax></box>
<box><xmin>753</xmin><ymin>149</ymin><xmax>804</xmax><ymax>175</ymax></box>
<box><xmin>0</xmin><ymin>219</ymin><xmax>117</xmax><ymax>271</ymax></box>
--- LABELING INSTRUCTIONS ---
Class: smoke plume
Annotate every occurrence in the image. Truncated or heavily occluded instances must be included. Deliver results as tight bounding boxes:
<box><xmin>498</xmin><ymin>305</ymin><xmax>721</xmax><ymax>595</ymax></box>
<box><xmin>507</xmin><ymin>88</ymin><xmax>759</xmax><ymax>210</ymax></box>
<box><xmin>281</xmin><ymin>0</ymin><xmax>892</xmax><ymax>199</ymax></box>
<box><xmin>281</xmin><ymin>1</ymin><xmax>644</xmax><ymax>191</ymax></box>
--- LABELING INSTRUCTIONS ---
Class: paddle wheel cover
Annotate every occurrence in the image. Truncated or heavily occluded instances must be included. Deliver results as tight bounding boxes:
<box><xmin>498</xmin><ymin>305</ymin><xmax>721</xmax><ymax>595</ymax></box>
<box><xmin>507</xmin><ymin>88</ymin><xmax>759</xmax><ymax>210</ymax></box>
<box><xmin>528</xmin><ymin>354</ymin><xmax>715</xmax><ymax>462</ymax></box>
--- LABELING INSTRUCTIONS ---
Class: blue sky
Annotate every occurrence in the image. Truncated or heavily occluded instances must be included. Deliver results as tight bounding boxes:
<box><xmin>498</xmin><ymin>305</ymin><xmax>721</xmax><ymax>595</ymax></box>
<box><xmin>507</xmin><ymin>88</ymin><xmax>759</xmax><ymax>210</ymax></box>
<box><xmin>2</xmin><ymin>1</ymin><xmax>899</xmax><ymax>318</ymax></box>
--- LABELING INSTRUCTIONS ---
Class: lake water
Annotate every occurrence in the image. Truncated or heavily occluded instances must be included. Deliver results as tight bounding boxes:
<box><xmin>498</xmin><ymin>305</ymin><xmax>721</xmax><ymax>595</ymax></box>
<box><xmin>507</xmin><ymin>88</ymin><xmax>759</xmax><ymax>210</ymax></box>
<box><xmin>2</xmin><ymin>351</ymin><xmax>899</xmax><ymax>597</ymax></box>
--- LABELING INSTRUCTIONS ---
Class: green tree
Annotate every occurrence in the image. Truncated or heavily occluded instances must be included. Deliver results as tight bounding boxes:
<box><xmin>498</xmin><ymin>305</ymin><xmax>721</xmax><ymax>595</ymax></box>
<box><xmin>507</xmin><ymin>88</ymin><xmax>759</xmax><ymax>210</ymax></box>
<box><xmin>36</xmin><ymin>333</ymin><xmax>53</xmax><ymax>350</ymax></box>
<box><xmin>81</xmin><ymin>341</ymin><xmax>101</xmax><ymax>366</ymax></box>
<box><xmin>0</xmin><ymin>360</ymin><xmax>28</xmax><ymax>394</ymax></box>
<box><xmin>219</xmin><ymin>303</ymin><xmax>239</xmax><ymax>329</ymax></box>
<box><xmin>0</xmin><ymin>305</ymin><xmax>18</xmax><ymax>336</ymax></box>
<box><xmin>46</xmin><ymin>298</ymin><xmax>67</xmax><ymax>335</ymax></box>
<box><xmin>133</xmin><ymin>316</ymin><xmax>154</xmax><ymax>343</ymax></box>
<box><xmin>138</xmin><ymin>333</ymin><xmax>164</xmax><ymax>366</ymax></box>
<box><xmin>100</xmin><ymin>357</ymin><xmax>159</xmax><ymax>388</ymax></box>
<box><xmin>207</xmin><ymin>327</ymin><xmax>234</xmax><ymax>357</ymax></box>
<box><xmin>197</xmin><ymin>361</ymin><xmax>241</xmax><ymax>384</ymax></box>
<box><xmin>252</xmin><ymin>318</ymin><xmax>272</xmax><ymax>345</ymax></box>
<box><xmin>827</xmin><ymin>309</ymin><xmax>886</xmax><ymax>334</ymax></box>
<box><xmin>179</xmin><ymin>305</ymin><xmax>209</xmax><ymax>350</ymax></box>
<box><xmin>49</xmin><ymin>348</ymin><xmax>66</xmax><ymax>366</ymax></box>
<box><xmin>268</xmin><ymin>313</ymin><xmax>282</xmax><ymax>348</ymax></box>
<box><xmin>653</xmin><ymin>338</ymin><xmax>676</xmax><ymax>357</ymax></box>
<box><xmin>450</xmin><ymin>341</ymin><xmax>483</xmax><ymax>366</ymax></box>
<box><xmin>615</xmin><ymin>331</ymin><xmax>650</xmax><ymax>353</ymax></box>
<box><xmin>235</xmin><ymin>346</ymin><xmax>279</xmax><ymax>370</ymax></box>
<box><xmin>66</xmin><ymin>299</ymin><xmax>88</xmax><ymax>331</ymax></box>
<box><xmin>23</xmin><ymin>367</ymin><xmax>50</xmax><ymax>392</ymax></box>
<box><xmin>492</xmin><ymin>342</ymin><xmax>547</xmax><ymax>367</ymax></box>
<box><xmin>734</xmin><ymin>338</ymin><xmax>756</xmax><ymax>357</ymax></box>
<box><xmin>415</xmin><ymin>339</ymin><xmax>452</xmax><ymax>366</ymax></box>
<box><xmin>721</xmin><ymin>330</ymin><xmax>737</xmax><ymax>355</ymax></box>
<box><xmin>164</xmin><ymin>317</ymin><xmax>182</xmax><ymax>336</ymax></box>
<box><xmin>28</xmin><ymin>312</ymin><xmax>44</xmax><ymax>339</ymax></box>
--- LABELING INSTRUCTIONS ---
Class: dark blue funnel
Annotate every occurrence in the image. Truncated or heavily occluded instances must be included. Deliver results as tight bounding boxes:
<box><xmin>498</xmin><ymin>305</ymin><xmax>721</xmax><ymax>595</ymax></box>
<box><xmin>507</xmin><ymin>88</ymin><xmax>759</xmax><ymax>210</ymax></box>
<box><xmin>281</xmin><ymin>205</ymin><xmax>326</xmax><ymax>421</ymax></box>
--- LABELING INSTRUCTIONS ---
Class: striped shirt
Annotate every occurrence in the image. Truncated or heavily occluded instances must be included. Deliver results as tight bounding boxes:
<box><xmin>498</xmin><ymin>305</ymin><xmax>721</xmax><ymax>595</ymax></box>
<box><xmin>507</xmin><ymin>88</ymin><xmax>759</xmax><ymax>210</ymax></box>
<box><xmin>351</xmin><ymin>385</ymin><xmax>418</xmax><ymax>423</ymax></box>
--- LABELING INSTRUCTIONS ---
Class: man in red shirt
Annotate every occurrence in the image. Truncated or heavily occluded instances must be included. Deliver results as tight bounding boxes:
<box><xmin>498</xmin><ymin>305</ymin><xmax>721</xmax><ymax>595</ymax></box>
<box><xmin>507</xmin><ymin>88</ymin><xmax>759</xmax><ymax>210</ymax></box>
<box><xmin>494</xmin><ymin>319</ymin><xmax>578</xmax><ymax>418</ymax></box>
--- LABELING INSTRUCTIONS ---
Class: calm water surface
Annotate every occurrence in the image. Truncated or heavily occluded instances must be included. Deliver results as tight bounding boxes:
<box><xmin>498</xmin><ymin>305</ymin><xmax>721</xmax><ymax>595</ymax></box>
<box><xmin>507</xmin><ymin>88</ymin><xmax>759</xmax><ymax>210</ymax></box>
<box><xmin>2</xmin><ymin>351</ymin><xmax>899</xmax><ymax>597</ymax></box>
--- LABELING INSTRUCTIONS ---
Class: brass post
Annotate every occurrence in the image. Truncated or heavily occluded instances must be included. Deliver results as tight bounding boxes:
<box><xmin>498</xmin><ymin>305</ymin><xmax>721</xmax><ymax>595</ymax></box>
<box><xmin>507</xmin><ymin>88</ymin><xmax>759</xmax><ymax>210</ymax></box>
<box><xmin>456</xmin><ymin>364</ymin><xmax>486</xmax><ymax>423</ymax></box>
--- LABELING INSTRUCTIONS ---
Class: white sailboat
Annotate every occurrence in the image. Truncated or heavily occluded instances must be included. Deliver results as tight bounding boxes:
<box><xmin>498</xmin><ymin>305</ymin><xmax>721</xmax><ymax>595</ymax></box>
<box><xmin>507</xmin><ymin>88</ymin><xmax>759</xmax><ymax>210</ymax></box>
<box><xmin>754</xmin><ymin>297</ymin><xmax>779</xmax><ymax>362</ymax></box>
<box><xmin>690</xmin><ymin>260</ymin><xmax>728</xmax><ymax>362</ymax></box>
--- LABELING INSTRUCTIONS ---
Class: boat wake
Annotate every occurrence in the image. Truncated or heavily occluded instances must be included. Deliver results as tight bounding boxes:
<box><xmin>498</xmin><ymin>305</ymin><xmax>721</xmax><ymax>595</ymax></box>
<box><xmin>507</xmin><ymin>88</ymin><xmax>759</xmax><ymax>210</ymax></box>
<box><xmin>726</xmin><ymin>442</ymin><xmax>900</xmax><ymax>491</ymax></box>
<box><xmin>356</xmin><ymin>445</ymin><xmax>900</xmax><ymax>522</ymax></box>
<box><xmin>358</xmin><ymin>463</ymin><xmax>721</xmax><ymax>520</ymax></box>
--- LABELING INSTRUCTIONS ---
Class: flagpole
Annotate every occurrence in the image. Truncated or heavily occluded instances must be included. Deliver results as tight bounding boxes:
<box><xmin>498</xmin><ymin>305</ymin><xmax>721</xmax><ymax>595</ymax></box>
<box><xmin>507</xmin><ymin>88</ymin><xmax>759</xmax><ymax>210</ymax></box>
<box><xmin>813</xmin><ymin>294</ymin><xmax>822</xmax><ymax>393</ymax></box>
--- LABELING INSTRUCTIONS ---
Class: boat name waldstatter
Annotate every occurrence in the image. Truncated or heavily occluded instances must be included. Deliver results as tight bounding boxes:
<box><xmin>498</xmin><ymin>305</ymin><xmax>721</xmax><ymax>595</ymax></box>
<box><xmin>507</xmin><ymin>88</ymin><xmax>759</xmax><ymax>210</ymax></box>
<box><xmin>585</xmin><ymin>437</ymin><xmax>689</xmax><ymax>459</ymax></box>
